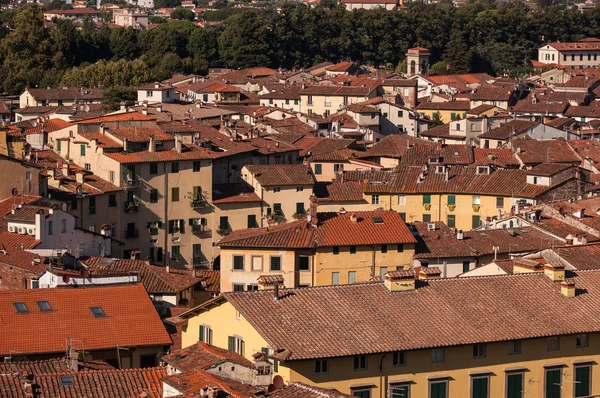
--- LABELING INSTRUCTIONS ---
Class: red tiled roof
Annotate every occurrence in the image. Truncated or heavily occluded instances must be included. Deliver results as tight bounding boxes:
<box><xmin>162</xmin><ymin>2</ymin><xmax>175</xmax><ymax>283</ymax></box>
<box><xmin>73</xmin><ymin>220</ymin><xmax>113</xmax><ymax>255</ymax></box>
<box><xmin>300</xmin><ymin>85</ymin><xmax>376</xmax><ymax>96</ymax></box>
<box><xmin>103</xmin><ymin>145</ymin><xmax>215</xmax><ymax>164</ymax></box>
<box><xmin>360</xmin><ymin>134</ymin><xmax>436</xmax><ymax>159</ymax></box>
<box><xmin>224</xmin><ymin>270</ymin><xmax>600</xmax><ymax>360</ymax></box>
<box><xmin>0</xmin><ymin>196</ymin><xmax>41</xmax><ymax>217</ymax></box>
<box><xmin>473</xmin><ymin>148</ymin><xmax>519</xmax><ymax>167</ymax></box>
<box><xmin>212</xmin><ymin>184</ymin><xmax>262</xmax><ymax>204</ymax></box>
<box><xmin>108</xmin><ymin>126</ymin><xmax>174</xmax><ymax>143</ymax></box>
<box><xmin>528</xmin><ymin>162</ymin><xmax>573</xmax><ymax>176</ymax></box>
<box><xmin>515</xmin><ymin>139</ymin><xmax>581</xmax><ymax>165</ymax></box>
<box><xmin>314</xmin><ymin>181</ymin><xmax>366</xmax><ymax>203</ymax></box>
<box><xmin>81</xmin><ymin>257</ymin><xmax>203</xmax><ymax>294</ymax></box>
<box><xmin>266</xmin><ymin>383</ymin><xmax>352</xmax><ymax>397</ymax></box>
<box><xmin>554</xmin><ymin>243</ymin><xmax>600</xmax><ymax>270</ymax></box>
<box><xmin>25</xmin><ymin>87</ymin><xmax>103</xmax><ymax>100</ymax></box>
<box><xmin>32</xmin><ymin>367</ymin><xmax>167</xmax><ymax>398</ymax></box>
<box><xmin>0</xmin><ymin>358</ymin><xmax>114</xmax><ymax>376</ymax></box>
<box><xmin>0</xmin><ymin>284</ymin><xmax>172</xmax><ymax>356</ymax></box>
<box><xmin>245</xmin><ymin>164</ymin><xmax>315</xmax><ymax>186</ymax></box>
<box><xmin>74</xmin><ymin>111</ymin><xmax>156</xmax><ymax>124</ymax></box>
<box><xmin>413</xmin><ymin>222</ymin><xmax>474</xmax><ymax>259</ymax></box>
<box><xmin>531</xmin><ymin>217</ymin><xmax>599</xmax><ymax>243</ymax></box>
<box><xmin>479</xmin><ymin>120</ymin><xmax>539</xmax><ymax>140</ymax></box>
<box><xmin>162</xmin><ymin>341</ymin><xmax>251</xmax><ymax>372</ymax></box>
<box><xmin>218</xmin><ymin>220</ymin><xmax>314</xmax><ymax>249</ymax></box>
<box><xmin>470</xmin><ymin>86</ymin><xmax>514</xmax><ymax>101</ymax></box>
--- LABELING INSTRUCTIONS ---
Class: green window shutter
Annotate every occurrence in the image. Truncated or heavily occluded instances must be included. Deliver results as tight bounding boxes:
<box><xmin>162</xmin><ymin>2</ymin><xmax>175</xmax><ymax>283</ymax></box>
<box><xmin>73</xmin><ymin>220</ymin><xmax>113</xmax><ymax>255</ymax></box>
<box><xmin>506</xmin><ymin>373</ymin><xmax>523</xmax><ymax>398</ymax></box>
<box><xmin>575</xmin><ymin>366</ymin><xmax>590</xmax><ymax>397</ymax></box>
<box><xmin>179</xmin><ymin>219</ymin><xmax>184</xmax><ymax>234</ymax></box>
<box><xmin>220</xmin><ymin>216</ymin><xmax>228</xmax><ymax>229</ymax></box>
<box><xmin>189</xmin><ymin>218</ymin><xmax>194</xmax><ymax>226</ymax></box>
<box><xmin>172</xmin><ymin>188</ymin><xmax>179</xmax><ymax>202</ymax></box>
<box><xmin>273</xmin><ymin>359</ymin><xmax>278</xmax><ymax>372</ymax></box>
<box><xmin>423</xmin><ymin>214</ymin><xmax>431</xmax><ymax>222</ymax></box>
<box><xmin>57</xmin><ymin>140</ymin><xmax>61</xmax><ymax>151</ymax></box>
<box><xmin>398</xmin><ymin>110</ymin><xmax>403</xmax><ymax>117</ymax></box>
<box><xmin>248</xmin><ymin>215</ymin><xmax>257</xmax><ymax>228</ymax></box>
<box><xmin>463</xmin><ymin>261</ymin><xmax>470</xmax><ymax>273</ymax></box>
<box><xmin>423</xmin><ymin>194</ymin><xmax>431</xmax><ymax>204</ymax></box>
<box><xmin>546</xmin><ymin>369</ymin><xmax>561</xmax><ymax>398</ymax></box>
<box><xmin>472</xmin><ymin>215</ymin><xmax>481</xmax><ymax>229</ymax></box>
<box><xmin>150</xmin><ymin>189</ymin><xmax>158</xmax><ymax>203</ymax></box>
<box><xmin>430</xmin><ymin>381</ymin><xmax>446</xmax><ymax>398</ymax></box>
<box><xmin>315</xmin><ymin>164</ymin><xmax>322</xmax><ymax>175</ymax></box>
<box><xmin>296</xmin><ymin>202</ymin><xmax>304</xmax><ymax>214</ymax></box>
<box><xmin>228</xmin><ymin>336</ymin><xmax>235</xmax><ymax>352</ymax></box>
<box><xmin>146</xmin><ymin>222</ymin><xmax>151</xmax><ymax>228</ymax></box>
<box><xmin>448</xmin><ymin>195</ymin><xmax>456</xmax><ymax>205</ymax></box>
<box><xmin>472</xmin><ymin>378</ymin><xmax>488</xmax><ymax>398</ymax></box>
<box><xmin>447</xmin><ymin>215</ymin><xmax>455</xmax><ymax>228</ymax></box>
<box><xmin>399</xmin><ymin>212</ymin><xmax>406</xmax><ymax>221</ymax></box>
<box><xmin>157</xmin><ymin>248</ymin><xmax>163</xmax><ymax>262</ymax></box>
<box><xmin>157</xmin><ymin>221</ymin><xmax>163</xmax><ymax>228</ymax></box>
<box><xmin>80</xmin><ymin>144</ymin><xmax>86</xmax><ymax>156</ymax></box>
<box><xmin>261</xmin><ymin>347</ymin><xmax>269</xmax><ymax>361</ymax></box>
<box><xmin>199</xmin><ymin>326</ymin><xmax>204</xmax><ymax>342</ymax></box>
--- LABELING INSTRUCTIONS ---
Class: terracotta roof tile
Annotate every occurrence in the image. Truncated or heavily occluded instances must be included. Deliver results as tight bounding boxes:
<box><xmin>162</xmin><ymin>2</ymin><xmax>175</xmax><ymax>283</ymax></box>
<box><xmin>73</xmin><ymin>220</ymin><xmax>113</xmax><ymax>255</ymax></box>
<box><xmin>103</xmin><ymin>145</ymin><xmax>216</xmax><ymax>164</ymax></box>
<box><xmin>224</xmin><ymin>270</ymin><xmax>600</xmax><ymax>360</ymax></box>
<box><xmin>33</xmin><ymin>367</ymin><xmax>167</xmax><ymax>398</ymax></box>
<box><xmin>360</xmin><ymin>134</ymin><xmax>435</xmax><ymax>159</ymax></box>
<box><xmin>417</xmin><ymin>101</ymin><xmax>471</xmax><ymax>111</ymax></box>
<box><xmin>162</xmin><ymin>341</ymin><xmax>251</xmax><ymax>372</ymax></box>
<box><xmin>314</xmin><ymin>181</ymin><xmax>366</xmax><ymax>203</ymax></box>
<box><xmin>479</xmin><ymin>120</ymin><xmax>539</xmax><ymax>140</ymax></box>
<box><xmin>0</xmin><ymin>284</ymin><xmax>172</xmax><ymax>356</ymax></box>
<box><xmin>515</xmin><ymin>139</ymin><xmax>581</xmax><ymax>165</ymax></box>
<box><xmin>266</xmin><ymin>383</ymin><xmax>352</xmax><ymax>397</ymax></box>
<box><xmin>245</xmin><ymin>164</ymin><xmax>315</xmax><ymax>186</ymax></box>
<box><xmin>473</xmin><ymin>148</ymin><xmax>520</xmax><ymax>167</ymax></box>
<box><xmin>528</xmin><ymin>162</ymin><xmax>573</xmax><ymax>176</ymax></box>
<box><xmin>26</xmin><ymin>87</ymin><xmax>104</xmax><ymax>101</ymax></box>
<box><xmin>212</xmin><ymin>184</ymin><xmax>262</xmax><ymax>204</ymax></box>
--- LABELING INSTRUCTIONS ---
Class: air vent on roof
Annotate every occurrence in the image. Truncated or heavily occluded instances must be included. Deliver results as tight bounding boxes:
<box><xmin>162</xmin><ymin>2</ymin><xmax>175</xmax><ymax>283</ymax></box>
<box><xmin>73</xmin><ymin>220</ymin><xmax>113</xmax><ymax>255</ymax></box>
<box><xmin>372</xmin><ymin>216</ymin><xmax>383</xmax><ymax>224</ymax></box>
<box><xmin>427</xmin><ymin>223</ymin><xmax>436</xmax><ymax>231</ymax></box>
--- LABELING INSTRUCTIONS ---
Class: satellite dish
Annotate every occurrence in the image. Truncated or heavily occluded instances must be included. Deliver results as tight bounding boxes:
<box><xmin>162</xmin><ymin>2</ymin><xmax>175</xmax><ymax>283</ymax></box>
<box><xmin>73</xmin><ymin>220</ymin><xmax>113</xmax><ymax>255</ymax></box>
<box><xmin>82</xmin><ymin>104</ymin><xmax>90</xmax><ymax>112</ymax></box>
<box><xmin>76</xmin><ymin>186</ymin><xmax>83</xmax><ymax>196</ymax></box>
<box><xmin>273</xmin><ymin>375</ymin><xmax>284</xmax><ymax>389</ymax></box>
<box><xmin>80</xmin><ymin>268</ymin><xmax>89</xmax><ymax>279</ymax></box>
<box><xmin>30</xmin><ymin>121</ymin><xmax>38</xmax><ymax>127</ymax></box>
<box><xmin>62</xmin><ymin>275</ymin><xmax>70</xmax><ymax>284</ymax></box>
<box><xmin>187</xmin><ymin>108</ymin><xmax>193</xmax><ymax>113</ymax></box>
<box><xmin>11</xmin><ymin>188</ymin><xmax>18</xmax><ymax>196</ymax></box>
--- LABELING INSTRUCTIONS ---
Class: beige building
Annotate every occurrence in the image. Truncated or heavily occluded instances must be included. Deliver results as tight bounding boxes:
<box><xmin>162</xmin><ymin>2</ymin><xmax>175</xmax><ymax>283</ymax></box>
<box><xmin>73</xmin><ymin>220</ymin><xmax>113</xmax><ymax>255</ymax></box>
<box><xmin>217</xmin><ymin>209</ymin><xmax>416</xmax><ymax>292</ymax></box>
<box><xmin>19</xmin><ymin>88</ymin><xmax>104</xmax><ymax>109</ymax></box>
<box><xmin>538</xmin><ymin>39</ymin><xmax>600</xmax><ymax>68</ymax></box>
<box><xmin>0</xmin><ymin>154</ymin><xmax>46</xmax><ymax>199</ymax></box>
<box><xmin>113</xmin><ymin>8</ymin><xmax>149</xmax><ymax>30</ymax></box>
<box><xmin>177</xmin><ymin>266</ymin><xmax>600</xmax><ymax>398</ymax></box>
<box><xmin>241</xmin><ymin>164</ymin><xmax>315</xmax><ymax>223</ymax></box>
<box><xmin>300</xmin><ymin>85</ymin><xmax>378</xmax><ymax>117</ymax></box>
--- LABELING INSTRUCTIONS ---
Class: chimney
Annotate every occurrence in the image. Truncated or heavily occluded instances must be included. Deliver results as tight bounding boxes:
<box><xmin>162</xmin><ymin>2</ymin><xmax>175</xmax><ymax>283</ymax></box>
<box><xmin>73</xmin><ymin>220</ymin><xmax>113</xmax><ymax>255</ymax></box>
<box><xmin>123</xmin><ymin>137</ymin><xmax>129</xmax><ymax>152</ymax></box>
<box><xmin>349</xmin><ymin>213</ymin><xmax>358</xmax><ymax>222</ymax></box>
<box><xmin>308</xmin><ymin>195</ymin><xmax>318</xmax><ymax>226</ymax></box>
<box><xmin>149</xmin><ymin>136</ymin><xmax>155</xmax><ymax>153</ymax></box>
<box><xmin>273</xmin><ymin>283</ymin><xmax>280</xmax><ymax>301</ymax></box>
<box><xmin>561</xmin><ymin>280</ymin><xmax>576</xmax><ymax>298</ymax></box>
<box><xmin>383</xmin><ymin>270</ymin><xmax>416</xmax><ymax>292</ymax></box>
<box><xmin>175</xmin><ymin>136</ymin><xmax>182</xmax><ymax>154</ymax></box>
<box><xmin>418</xmin><ymin>266</ymin><xmax>442</xmax><ymax>280</ymax></box>
<box><xmin>119</xmin><ymin>102</ymin><xmax>126</xmax><ymax>111</ymax></box>
<box><xmin>573</xmin><ymin>209</ymin><xmax>585</xmax><ymax>219</ymax></box>
<box><xmin>166</xmin><ymin>265</ymin><xmax>170</xmax><ymax>273</ymax></box>
<box><xmin>62</xmin><ymin>163</ymin><xmax>69</xmax><ymax>176</ymax></box>
<box><xmin>544</xmin><ymin>264</ymin><xmax>565</xmax><ymax>282</ymax></box>
<box><xmin>75</xmin><ymin>172</ymin><xmax>84</xmax><ymax>184</ymax></box>
<box><xmin>68</xmin><ymin>348</ymin><xmax>79</xmax><ymax>372</ymax></box>
<box><xmin>258</xmin><ymin>275</ymin><xmax>284</xmax><ymax>290</ymax></box>
<box><xmin>512</xmin><ymin>259</ymin><xmax>545</xmax><ymax>274</ymax></box>
<box><xmin>157</xmin><ymin>104</ymin><xmax>162</xmax><ymax>113</ymax></box>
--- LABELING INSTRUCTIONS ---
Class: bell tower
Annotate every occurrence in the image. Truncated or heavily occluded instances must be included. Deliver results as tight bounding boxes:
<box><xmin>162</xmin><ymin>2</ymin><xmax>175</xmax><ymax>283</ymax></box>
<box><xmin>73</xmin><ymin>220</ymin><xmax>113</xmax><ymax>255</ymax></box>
<box><xmin>406</xmin><ymin>47</ymin><xmax>430</xmax><ymax>76</ymax></box>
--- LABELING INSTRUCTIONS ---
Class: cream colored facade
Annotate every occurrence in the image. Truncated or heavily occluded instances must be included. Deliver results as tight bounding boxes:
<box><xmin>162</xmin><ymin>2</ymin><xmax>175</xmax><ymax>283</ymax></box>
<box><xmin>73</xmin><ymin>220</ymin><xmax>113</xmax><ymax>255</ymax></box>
<box><xmin>181</xmin><ymin>299</ymin><xmax>600</xmax><ymax>398</ymax></box>
<box><xmin>363</xmin><ymin>192</ymin><xmax>519</xmax><ymax>231</ymax></box>
<box><xmin>538</xmin><ymin>43</ymin><xmax>600</xmax><ymax>68</ymax></box>
<box><xmin>418</xmin><ymin>108</ymin><xmax>469</xmax><ymax>124</ymax></box>
<box><xmin>258</xmin><ymin>98</ymin><xmax>301</xmax><ymax>113</ymax></box>
<box><xmin>301</xmin><ymin>91</ymin><xmax>377</xmax><ymax>117</ymax></box>
<box><xmin>219</xmin><ymin>243</ymin><xmax>414</xmax><ymax>292</ymax></box>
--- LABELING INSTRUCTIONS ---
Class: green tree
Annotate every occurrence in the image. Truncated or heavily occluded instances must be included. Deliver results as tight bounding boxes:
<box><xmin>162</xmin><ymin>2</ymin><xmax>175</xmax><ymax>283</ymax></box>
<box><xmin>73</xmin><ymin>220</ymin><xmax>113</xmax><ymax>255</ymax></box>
<box><xmin>170</xmin><ymin>6</ymin><xmax>195</xmax><ymax>21</ymax></box>
<box><xmin>218</xmin><ymin>12</ymin><xmax>271</xmax><ymax>68</ymax></box>
<box><xmin>104</xmin><ymin>86</ymin><xmax>137</xmax><ymax>110</ymax></box>
<box><xmin>443</xmin><ymin>26</ymin><xmax>470</xmax><ymax>74</ymax></box>
<box><xmin>0</xmin><ymin>4</ymin><xmax>53</xmax><ymax>93</ymax></box>
<box><xmin>109</xmin><ymin>27</ymin><xmax>140</xmax><ymax>60</ymax></box>
<box><xmin>429</xmin><ymin>61</ymin><xmax>448</xmax><ymax>75</ymax></box>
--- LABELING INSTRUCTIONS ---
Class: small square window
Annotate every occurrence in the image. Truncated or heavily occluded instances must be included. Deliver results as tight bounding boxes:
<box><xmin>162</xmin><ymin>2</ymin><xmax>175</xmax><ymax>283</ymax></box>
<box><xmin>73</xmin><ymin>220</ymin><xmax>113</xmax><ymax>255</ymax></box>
<box><xmin>350</xmin><ymin>245</ymin><xmax>356</xmax><ymax>254</ymax></box>
<box><xmin>576</xmin><ymin>333</ymin><xmax>589</xmax><ymax>348</ymax></box>
<box><xmin>193</xmin><ymin>161</ymin><xmax>201</xmax><ymax>172</ymax></box>
<box><xmin>547</xmin><ymin>336</ymin><xmax>560</xmax><ymax>351</ymax></box>
<box><xmin>397</xmin><ymin>244</ymin><xmax>404</xmax><ymax>252</ymax></box>
<box><xmin>149</xmin><ymin>163</ymin><xmax>158</xmax><ymax>175</ymax></box>
<box><xmin>473</xmin><ymin>343</ymin><xmax>486</xmax><ymax>358</ymax></box>
<box><xmin>353</xmin><ymin>355</ymin><xmax>367</xmax><ymax>370</ymax></box>
<box><xmin>431</xmin><ymin>348</ymin><xmax>444</xmax><ymax>363</ymax></box>
<box><xmin>273</xmin><ymin>187</ymin><xmax>281</xmax><ymax>193</ymax></box>
<box><xmin>315</xmin><ymin>359</ymin><xmax>328</xmax><ymax>374</ymax></box>
<box><xmin>90</xmin><ymin>306</ymin><xmax>106</xmax><ymax>318</ymax></box>
<box><xmin>381</xmin><ymin>244</ymin><xmax>388</xmax><ymax>253</ymax></box>
<box><xmin>59</xmin><ymin>375</ymin><xmax>74</xmax><ymax>386</ymax></box>
<box><xmin>393</xmin><ymin>351</ymin><xmax>406</xmax><ymax>366</ymax></box>
<box><xmin>233</xmin><ymin>255</ymin><xmax>244</xmax><ymax>270</ymax></box>
<box><xmin>233</xmin><ymin>284</ymin><xmax>245</xmax><ymax>292</ymax></box>
<box><xmin>333</xmin><ymin>246</ymin><xmax>339</xmax><ymax>255</ymax></box>
<box><xmin>371</xmin><ymin>194</ymin><xmax>380</xmax><ymax>205</ymax></box>
<box><xmin>171</xmin><ymin>162</ymin><xmax>179</xmax><ymax>173</ymax></box>
<box><xmin>508</xmin><ymin>340</ymin><xmax>521</xmax><ymax>355</ymax></box>
<box><xmin>37</xmin><ymin>301</ymin><xmax>52</xmax><ymax>311</ymax></box>
<box><xmin>270</xmin><ymin>256</ymin><xmax>281</xmax><ymax>271</ymax></box>
<box><xmin>14</xmin><ymin>302</ymin><xmax>28</xmax><ymax>313</ymax></box>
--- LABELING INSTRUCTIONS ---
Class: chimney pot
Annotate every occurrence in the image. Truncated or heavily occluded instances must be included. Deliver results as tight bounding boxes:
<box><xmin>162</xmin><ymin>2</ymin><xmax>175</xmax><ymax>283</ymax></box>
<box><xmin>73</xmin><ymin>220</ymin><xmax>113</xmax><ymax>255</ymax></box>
<box><xmin>561</xmin><ymin>280</ymin><xmax>576</xmax><ymax>298</ymax></box>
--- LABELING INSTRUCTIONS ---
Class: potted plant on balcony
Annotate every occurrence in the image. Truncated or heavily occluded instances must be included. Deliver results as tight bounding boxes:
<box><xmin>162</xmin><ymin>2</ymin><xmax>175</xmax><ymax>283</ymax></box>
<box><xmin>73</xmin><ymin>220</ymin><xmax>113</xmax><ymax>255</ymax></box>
<box><xmin>292</xmin><ymin>212</ymin><xmax>306</xmax><ymax>220</ymax></box>
<box><xmin>216</xmin><ymin>226</ymin><xmax>229</xmax><ymax>236</ymax></box>
<box><xmin>472</xmin><ymin>204</ymin><xmax>480</xmax><ymax>212</ymax></box>
<box><xmin>447</xmin><ymin>204</ymin><xmax>456</xmax><ymax>211</ymax></box>
<box><xmin>423</xmin><ymin>203</ymin><xmax>431</xmax><ymax>211</ymax></box>
<box><xmin>190</xmin><ymin>193</ymin><xmax>206</xmax><ymax>208</ymax></box>
<box><xmin>125</xmin><ymin>200</ymin><xmax>140</xmax><ymax>212</ymax></box>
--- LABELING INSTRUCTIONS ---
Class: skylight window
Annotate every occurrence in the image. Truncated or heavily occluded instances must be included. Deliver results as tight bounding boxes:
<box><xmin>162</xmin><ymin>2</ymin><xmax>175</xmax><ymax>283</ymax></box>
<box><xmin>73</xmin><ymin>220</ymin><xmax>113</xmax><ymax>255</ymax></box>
<box><xmin>37</xmin><ymin>301</ymin><xmax>52</xmax><ymax>312</ymax></box>
<box><xmin>59</xmin><ymin>375</ymin><xmax>74</xmax><ymax>386</ymax></box>
<box><xmin>13</xmin><ymin>302</ymin><xmax>28</xmax><ymax>313</ymax></box>
<box><xmin>372</xmin><ymin>216</ymin><xmax>384</xmax><ymax>224</ymax></box>
<box><xmin>90</xmin><ymin>306</ymin><xmax>106</xmax><ymax>318</ymax></box>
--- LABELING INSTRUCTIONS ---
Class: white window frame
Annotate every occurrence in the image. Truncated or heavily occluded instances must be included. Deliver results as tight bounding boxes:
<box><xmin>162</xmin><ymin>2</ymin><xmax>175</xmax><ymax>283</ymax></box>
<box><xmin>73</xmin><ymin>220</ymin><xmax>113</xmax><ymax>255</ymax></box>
<box><xmin>398</xmin><ymin>195</ymin><xmax>406</xmax><ymax>206</ymax></box>
<box><xmin>372</xmin><ymin>195</ymin><xmax>380</xmax><ymax>205</ymax></box>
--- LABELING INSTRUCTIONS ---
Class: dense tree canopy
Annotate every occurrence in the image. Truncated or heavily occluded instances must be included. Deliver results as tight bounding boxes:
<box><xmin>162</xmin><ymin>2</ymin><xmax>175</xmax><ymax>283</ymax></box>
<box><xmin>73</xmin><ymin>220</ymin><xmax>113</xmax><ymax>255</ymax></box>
<box><xmin>2</xmin><ymin>2</ymin><xmax>600</xmax><ymax>94</ymax></box>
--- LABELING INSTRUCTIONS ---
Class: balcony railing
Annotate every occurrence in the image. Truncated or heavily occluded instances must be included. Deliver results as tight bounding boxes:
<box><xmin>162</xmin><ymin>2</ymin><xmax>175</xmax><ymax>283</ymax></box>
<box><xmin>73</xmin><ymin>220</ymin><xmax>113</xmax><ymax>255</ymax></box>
<box><xmin>123</xmin><ymin>175</ymin><xmax>141</xmax><ymax>189</ymax></box>
<box><xmin>124</xmin><ymin>201</ymin><xmax>141</xmax><ymax>213</ymax></box>
<box><xmin>193</xmin><ymin>257</ymin><xmax>210</xmax><ymax>266</ymax></box>
<box><xmin>190</xmin><ymin>198</ymin><xmax>207</xmax><ymax>209</ymax></box>
<box><xmin>191</xmin><ymin>224</ymin><xmax>211</xmax><ymax>234</ymax></box>
<box><xmin>125</xmin><ymin>229</ymin><xmax>139</xmax><ymax>239</ymax></box>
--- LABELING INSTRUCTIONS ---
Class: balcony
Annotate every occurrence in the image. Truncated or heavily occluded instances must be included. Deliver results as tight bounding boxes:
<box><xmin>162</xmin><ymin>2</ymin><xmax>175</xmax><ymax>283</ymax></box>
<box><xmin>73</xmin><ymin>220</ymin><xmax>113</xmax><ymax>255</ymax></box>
<box><xmin>190</xmin><ymin>198</ymin><xmax>207</xmax><ymax>209</ymax></box>
<box><xmin>125</xmin><ymin>229</ymin><xmax>139</xmax><ymax>239</ymax></box>
<box><xmin>124</xmin><ymin>201</ymin><xmax>141</xmax><ymax>213</ymax></box>
<box><xmin>122</xmin><ymin>175</ymin><xmax>141</xmax><ymax>190</ymax></box>
<box><xmin>192</xmin><ymin>224</ymin><xmax>211</xmax><ymax>235</ymax></box>
<box><xmin>193</xmin><ymin>257</ymin><xmax>210</xmax><ymax>267</ymax></box>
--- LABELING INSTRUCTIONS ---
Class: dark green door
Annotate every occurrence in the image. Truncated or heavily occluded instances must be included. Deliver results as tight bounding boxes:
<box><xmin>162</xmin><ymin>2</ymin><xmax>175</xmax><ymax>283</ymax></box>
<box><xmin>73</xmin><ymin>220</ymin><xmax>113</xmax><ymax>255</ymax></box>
<box><xmin>575</xmin><ymin>366</ymin><xmax>590</xmax><ymax>397</ymax></box>
<box><xmin>507</xmin><ymin>373</ymin><xmax>523</xmax><ymax>398</ymax></box>
<box><xmin>430</xmin><ymin>381</ymin><xmax>447</xmax><ymax>398</ymax></box>
<box><xmin>545</xmin><ymin>369</ymin><xmax>561</xmax><ymax>398</ymax></box>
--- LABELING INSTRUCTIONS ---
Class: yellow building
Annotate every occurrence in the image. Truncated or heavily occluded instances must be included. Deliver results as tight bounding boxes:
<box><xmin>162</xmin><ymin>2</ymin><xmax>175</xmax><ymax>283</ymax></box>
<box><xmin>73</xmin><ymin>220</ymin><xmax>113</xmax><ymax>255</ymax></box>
<box><xmin>299</xmin><ymin>85</ymin><xmax>378</xmax><ymax>117</ymax></box>
<box><xmin>357</xmin><ymin>166</ymin><xmax>552</xmax><ymax>231</ymax></box>
<box><xmin>216</xmin><ymin>208</ymin><xmax>416</xmax><ymax>292</ymax></box>
<box><xmin>175</xmin><ymin>266</ymin><xmax>600</xmax><ymax>398</ymax></box>
<box><xmin>417</xmin><ymin>101</ymin><xmax>471</xmax><ymax>123</ymax></box>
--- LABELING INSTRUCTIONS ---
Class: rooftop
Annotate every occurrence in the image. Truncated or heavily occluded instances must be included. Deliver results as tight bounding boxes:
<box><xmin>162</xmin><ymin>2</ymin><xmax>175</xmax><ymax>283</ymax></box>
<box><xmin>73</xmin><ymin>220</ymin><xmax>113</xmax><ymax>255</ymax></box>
<box><xmin>0</xmin><ymin>284</ymin><xmax>172</xmax><ymax>356</ymax></box>
<box><xmin>244</xmin><ymin>164</ymin><xmax>315</xmax><ymax>186</ymax></box>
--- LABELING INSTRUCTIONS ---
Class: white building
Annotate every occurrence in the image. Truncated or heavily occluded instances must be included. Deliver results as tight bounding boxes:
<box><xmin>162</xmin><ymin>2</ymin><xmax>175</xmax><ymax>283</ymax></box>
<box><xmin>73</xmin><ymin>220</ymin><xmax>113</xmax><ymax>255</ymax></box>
<box><xmin>538</xmin><ymin>39</ymin><xmax>600</xmax><ymax>68</ymax></box>
<box><xmin>137</xmin><ymin>82</ymin><xmax>175</xmax><ymax>104</ymax></box>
